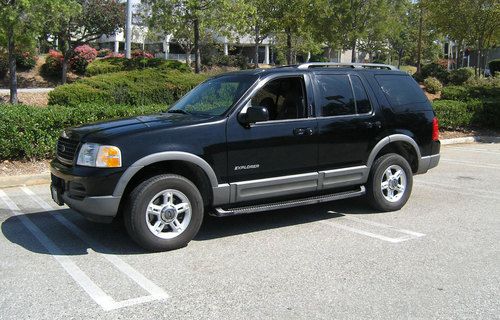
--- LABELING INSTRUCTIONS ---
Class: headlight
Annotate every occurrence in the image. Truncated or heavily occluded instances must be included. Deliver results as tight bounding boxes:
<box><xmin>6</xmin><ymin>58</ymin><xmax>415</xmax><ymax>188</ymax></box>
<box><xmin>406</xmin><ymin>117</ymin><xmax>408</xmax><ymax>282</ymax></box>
<box><xmin>77</xmin><ymin>143</ymin><xmax>122</xmax><ymax>168</ymax></box>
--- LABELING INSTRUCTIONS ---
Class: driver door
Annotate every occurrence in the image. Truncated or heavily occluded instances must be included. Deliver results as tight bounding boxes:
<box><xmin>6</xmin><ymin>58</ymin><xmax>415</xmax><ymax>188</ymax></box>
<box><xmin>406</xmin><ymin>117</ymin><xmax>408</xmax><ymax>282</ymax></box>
<box><xmin>226</xmin><ymin>75</ymin><xmax>318</xmax><ymax>203</ymax></box>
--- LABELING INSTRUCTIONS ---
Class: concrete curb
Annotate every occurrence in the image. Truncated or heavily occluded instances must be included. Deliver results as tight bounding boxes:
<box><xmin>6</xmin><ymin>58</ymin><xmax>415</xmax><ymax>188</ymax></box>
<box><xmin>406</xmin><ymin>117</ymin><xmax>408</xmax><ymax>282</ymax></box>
<box><xmin>0</xmin><ymin>135</ymin><xmax>498</xmax><ymax>189</ymax></box>
<box><xmin>440</xmin><ymin>136</ymin><xmax>500</xmax><ymax>145</ymax></box>
<box><xmin>0</xmin><ymin>173</ymin><xmax>50</xmax><ymax>189</ymax></box>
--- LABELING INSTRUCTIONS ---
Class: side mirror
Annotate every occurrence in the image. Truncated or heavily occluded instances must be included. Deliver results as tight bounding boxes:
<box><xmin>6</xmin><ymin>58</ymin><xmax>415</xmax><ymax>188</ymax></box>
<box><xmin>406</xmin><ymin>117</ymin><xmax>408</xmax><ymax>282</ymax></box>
<box><xmin>238</xmin><ymin>106</ymin><xmax>269</xmax><ymax>125</ymax></box>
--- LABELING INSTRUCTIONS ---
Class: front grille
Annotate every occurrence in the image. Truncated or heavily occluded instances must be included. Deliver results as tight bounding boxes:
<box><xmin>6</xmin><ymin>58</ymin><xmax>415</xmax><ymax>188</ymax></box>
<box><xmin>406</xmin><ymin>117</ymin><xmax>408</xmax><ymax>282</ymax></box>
<box><xmin>57</xmin><ymin>137</ymin><xmax>79</xmax><ymax>165</ymax></box>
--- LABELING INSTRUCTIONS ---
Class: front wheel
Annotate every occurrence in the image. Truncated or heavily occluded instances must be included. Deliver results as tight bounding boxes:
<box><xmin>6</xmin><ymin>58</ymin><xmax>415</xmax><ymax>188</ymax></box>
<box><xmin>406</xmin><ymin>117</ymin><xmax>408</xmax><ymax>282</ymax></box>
<box><xmin>366</xmin><ymin>153</ymin><xmax>413</xmax><ymax>212</ymax></box>
<box><xmin>124</xmin><ymin>174</ymin><xmax>204</xmax><ymax>252</ymax></box>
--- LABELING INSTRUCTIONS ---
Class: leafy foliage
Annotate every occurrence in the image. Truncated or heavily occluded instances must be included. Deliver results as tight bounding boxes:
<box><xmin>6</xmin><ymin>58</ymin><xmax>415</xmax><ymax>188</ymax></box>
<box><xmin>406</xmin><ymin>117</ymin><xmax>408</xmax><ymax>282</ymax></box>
<box><xmin>0</xmin><ymin>103</ymin><xmax>167</xmax><ymax>160</ymax></box>
<box><xmin>70</xmin><ymin>45</ymin><xmax>98</xmax><ymax>74</ymax></box>
<box><xmin>40</xmin><ymin>50</ymin><xmax>64</xmax><ymax>78</ymax></box>
<box><xmin>420</xmin><ymin>62</ymin><xmax>449</xmax><ymax>83</ymax></box>
<box><xmin>424</xmin><ymin>77</ymin><xmax>443</xmax><ymax>94</ymax></box>
<box><xmin>48</xmin><ymin>69</ymin><xmax>207</xmax><ymax>106</ymax></box>
<box><xmin>86</xmin><ymin>58</ymin><xmax>191</xmax><ymax>76</ymax></box>
<box><xmin>449</xmin><ymin>68</ymin><xmax>475</xmax><ymax>85</ymax></box>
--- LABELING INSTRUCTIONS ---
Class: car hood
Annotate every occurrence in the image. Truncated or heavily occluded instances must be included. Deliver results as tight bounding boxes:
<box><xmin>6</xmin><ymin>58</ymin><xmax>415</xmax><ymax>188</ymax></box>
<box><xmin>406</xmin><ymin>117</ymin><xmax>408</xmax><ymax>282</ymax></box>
<box><xmin>63</xmin><ymin>112</ymin><xmax>214</xmax><ymax>141</ymax></box>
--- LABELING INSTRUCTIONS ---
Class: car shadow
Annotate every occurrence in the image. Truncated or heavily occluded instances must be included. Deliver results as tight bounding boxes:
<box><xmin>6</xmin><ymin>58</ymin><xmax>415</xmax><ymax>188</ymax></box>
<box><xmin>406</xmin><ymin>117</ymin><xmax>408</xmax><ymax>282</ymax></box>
<box><xmin>1</xmin><ymin>197</ymin><xmax>376</xmax><ymax>256</ymax></box>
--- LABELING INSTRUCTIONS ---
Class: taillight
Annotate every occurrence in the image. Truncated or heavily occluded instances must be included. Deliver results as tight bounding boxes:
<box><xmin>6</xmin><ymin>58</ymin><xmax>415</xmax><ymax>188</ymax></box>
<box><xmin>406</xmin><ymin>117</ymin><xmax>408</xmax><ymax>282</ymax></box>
<box><xmin>432</xmin><ymin>117</ymin><xmax>439</xmax><ymax>141</ymax></box>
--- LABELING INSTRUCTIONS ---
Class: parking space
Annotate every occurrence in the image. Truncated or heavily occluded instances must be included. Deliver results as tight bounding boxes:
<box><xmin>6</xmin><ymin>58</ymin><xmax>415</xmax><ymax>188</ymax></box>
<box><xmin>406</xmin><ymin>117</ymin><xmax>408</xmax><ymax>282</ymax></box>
<box><xmin>1</xmin><ymin>143</ymin><xmax>499</xmax><ymax>319</ymax></box>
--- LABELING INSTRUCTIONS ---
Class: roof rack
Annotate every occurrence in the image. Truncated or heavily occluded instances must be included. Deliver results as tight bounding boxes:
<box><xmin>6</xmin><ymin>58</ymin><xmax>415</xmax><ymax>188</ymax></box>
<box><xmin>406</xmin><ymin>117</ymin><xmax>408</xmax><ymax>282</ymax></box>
<box><xmin>297</xmin><ymin>62</ymin><xmax>398</xmax><ymax>70</ymax></box>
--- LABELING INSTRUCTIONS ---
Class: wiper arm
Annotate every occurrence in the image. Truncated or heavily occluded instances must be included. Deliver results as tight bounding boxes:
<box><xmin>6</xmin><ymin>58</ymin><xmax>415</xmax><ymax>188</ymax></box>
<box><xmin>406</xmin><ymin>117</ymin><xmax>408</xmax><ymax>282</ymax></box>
<box><xmin>167</xmin><ymin>109</ymin><xmax>190</xmax><ymax>115</ymax></box>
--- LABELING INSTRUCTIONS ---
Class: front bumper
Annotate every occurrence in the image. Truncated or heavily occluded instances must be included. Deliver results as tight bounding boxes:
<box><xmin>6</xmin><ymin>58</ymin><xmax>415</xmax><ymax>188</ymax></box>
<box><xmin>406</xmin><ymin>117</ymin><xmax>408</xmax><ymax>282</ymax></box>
<box><xmin>50</xmin><ymin>159</ymin><xmax>125</xmax><ymax>223</ymax></box>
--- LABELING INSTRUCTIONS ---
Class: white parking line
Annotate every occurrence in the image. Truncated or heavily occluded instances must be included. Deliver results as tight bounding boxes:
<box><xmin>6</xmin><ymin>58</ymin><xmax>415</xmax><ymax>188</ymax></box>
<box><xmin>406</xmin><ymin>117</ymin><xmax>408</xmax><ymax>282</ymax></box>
<box><xmin>415</xmin><ymin>180</ymin><xmax>500</xmax><ymax>198</ymax></box>
<box><xmin>0</xmin><ymin>188</ymin><xmax>169</xmax><ymax>311</ymax></box>
<box><xmin>445</xmin><ymin>147</ymin><xmax>500</xmax><ymax>155</ymax></box>
<box><xmin>321</xmin><ymin>212</ymin><xmax>425</xmax><ymax>243</ymax></box>
<box><xmin>440</xmin><ymin>158</ymin><xmax>500</xmax><ymax>169</ymax></box>
<box><xmin>21</xmin><ymin>187</ymin><xmax>169</xmax><ymax>308</ymax></box>
<box><xmin>0</xmin><ymin>190</ymin><xmax>115</xmax><ymax>310</ymax></box>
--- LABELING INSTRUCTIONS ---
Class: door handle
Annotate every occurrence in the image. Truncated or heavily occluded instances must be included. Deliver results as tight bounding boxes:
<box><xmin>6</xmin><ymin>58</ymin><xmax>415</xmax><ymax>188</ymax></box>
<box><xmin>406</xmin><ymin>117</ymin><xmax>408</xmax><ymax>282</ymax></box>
<box><xmin>363</xmin><ymin>121</ymin><xmax>382</xmax><ymax>129</ymax></box>
<box><xmin>293</xmin><ymin>128</ymin><xmax>314</xmax><ymax>136</ymax></box>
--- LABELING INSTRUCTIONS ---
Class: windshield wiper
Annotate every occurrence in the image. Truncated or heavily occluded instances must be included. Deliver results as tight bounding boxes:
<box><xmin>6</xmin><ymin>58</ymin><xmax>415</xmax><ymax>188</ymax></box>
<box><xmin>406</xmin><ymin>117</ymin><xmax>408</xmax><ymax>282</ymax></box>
<box><xmin>167</xmin><ymin>109</ymin><xmax>191</xmax><ymax>115</ymax></box>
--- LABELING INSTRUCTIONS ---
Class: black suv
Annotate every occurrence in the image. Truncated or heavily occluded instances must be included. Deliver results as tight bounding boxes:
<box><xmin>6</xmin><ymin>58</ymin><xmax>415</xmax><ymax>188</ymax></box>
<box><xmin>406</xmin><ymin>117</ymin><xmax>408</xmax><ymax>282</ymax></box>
<box><xmin>50</xmin><ymin>63</ymin><xmax>440</xmax><ymax>251</ymax></box>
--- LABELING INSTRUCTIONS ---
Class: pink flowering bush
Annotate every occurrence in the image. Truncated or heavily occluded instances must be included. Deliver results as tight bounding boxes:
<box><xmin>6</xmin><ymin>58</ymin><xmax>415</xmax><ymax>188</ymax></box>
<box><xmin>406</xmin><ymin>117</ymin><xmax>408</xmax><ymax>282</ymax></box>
<box><xmin>41</xmin><ymin>50</ymin><xmax>64</xmax><ymax>77</ymax></box>
<box><xmin>70</xmin><ymin>45</ymin><xmax>98</xmax><ymax>74</ymax></box>
<box><xmin>131</xmin><ymin>49</ymin><xmax>154</xmax><ymax>59</ymax></box>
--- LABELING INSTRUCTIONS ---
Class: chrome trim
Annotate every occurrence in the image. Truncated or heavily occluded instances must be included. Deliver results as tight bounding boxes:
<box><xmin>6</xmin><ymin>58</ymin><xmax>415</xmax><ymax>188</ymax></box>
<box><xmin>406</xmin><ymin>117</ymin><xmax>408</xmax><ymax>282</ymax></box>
<box><xmin>212</xmin><ymin>184</ymin><xmax>230</xmax><ymax>206</ymax></box>
<box><xmin>417</xmin><ymin>154</ymin><xmax>440</xmax><ymax>174</ymax></box>
<box><xmin>319</xmin><ymin>166</ymin><xmax>369</xmax><ymax>190</ymax></box>
<box><xmin>213</xmin><ymin>186</ymin><xmax>366</xmax><ymax>216</ymax></box>
<box><xmin>230</xmin><ymin>172</ymin><xmax>318</xmax><ymax>203</ymax></box>
<box><xmin>297</xmin><ymin>62</ymin><xmax>398</xmax><ymax>70</ymax></box>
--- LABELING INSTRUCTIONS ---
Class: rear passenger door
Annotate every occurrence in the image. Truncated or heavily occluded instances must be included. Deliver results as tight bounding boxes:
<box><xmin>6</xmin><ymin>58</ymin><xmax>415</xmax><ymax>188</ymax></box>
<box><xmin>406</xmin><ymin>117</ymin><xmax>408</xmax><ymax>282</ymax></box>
<box><xmin>313</xmin><ymin>72</ymin><xmax>383</xmax><ymax>171</ymax></box>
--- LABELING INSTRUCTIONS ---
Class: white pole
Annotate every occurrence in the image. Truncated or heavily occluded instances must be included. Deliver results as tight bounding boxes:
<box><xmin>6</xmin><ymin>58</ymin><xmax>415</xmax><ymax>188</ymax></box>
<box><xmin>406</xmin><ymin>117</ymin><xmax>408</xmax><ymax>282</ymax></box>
<box><xmin>125</xmin><ymin>0</ymin><xmax>132</xmax><ymax>59</ymax></box>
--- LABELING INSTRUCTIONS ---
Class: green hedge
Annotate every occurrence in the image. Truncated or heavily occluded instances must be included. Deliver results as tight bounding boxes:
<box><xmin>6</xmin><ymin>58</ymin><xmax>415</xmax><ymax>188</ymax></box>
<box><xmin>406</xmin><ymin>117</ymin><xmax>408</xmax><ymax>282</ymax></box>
<box><xmin>86</xmin><ymin>58</ymin><xmax>191</xmax><ymax>76</ymax></box>
<box><xmin>433</xmin><ymin>99</ymin><xmax>500</xmax><ymax>130</ymax></box>
<box><xmin>489</xmin><ymin>59</ymin><xmax>500</xmax><ymax>77</ymax></box>
<box><xmin>0</xmin><ymin>104</ymin><xmax>167</xmax><ymax>160</ymax></box>
<box><xmin>49</xmin><ymin>69</ymin><xmax>208</xmax><ymax>107</ymax></box>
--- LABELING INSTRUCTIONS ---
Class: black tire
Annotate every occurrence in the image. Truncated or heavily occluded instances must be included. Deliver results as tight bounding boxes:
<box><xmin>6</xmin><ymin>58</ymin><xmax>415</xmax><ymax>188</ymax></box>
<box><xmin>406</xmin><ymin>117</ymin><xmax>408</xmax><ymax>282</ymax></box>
<box><xmin>366</xmin><ymin>153</ymin><xmax>413</xmax><ymax>212</ymax></box>
<box><xmin>124</xmin><ymin>174</ymin><xmax>204</xmax><ymax>252</ymax></box>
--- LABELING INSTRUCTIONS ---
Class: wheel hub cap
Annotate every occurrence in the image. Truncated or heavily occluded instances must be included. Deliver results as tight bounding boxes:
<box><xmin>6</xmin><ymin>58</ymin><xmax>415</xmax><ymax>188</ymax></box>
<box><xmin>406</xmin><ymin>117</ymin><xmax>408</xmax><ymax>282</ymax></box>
<box><xmin>389</xmin><ymin>178</ymin><xmax>398</xmax><ymax>189</ymax></box>
<box><xmin>160</xmin><ymin>207</ymin><xmax>177</xmax><ymax>223</ymax></box>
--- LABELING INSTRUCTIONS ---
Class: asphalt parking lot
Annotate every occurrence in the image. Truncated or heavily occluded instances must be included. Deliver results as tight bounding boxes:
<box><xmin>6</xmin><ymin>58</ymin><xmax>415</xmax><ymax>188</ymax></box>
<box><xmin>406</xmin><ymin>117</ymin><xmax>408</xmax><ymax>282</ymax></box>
<box><xmin>1</xmin><ymin>143</ymin><xmax>499</xmax><ymax>320</ymax></box>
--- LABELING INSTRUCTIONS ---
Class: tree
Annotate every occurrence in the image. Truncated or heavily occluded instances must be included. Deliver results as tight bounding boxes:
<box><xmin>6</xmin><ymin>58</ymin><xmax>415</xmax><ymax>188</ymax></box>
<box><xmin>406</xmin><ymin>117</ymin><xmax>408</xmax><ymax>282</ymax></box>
<box><xmin>141</xmin><ymin>0</ymin><xmax>250</xmax><ymax>73</ymax></box>
<box><xmin>52</xmin><ymin>0</ymin><xmax>124</xmax><ymax>84</ymax></box>
<box><xmin>244</xmin><ymin>0</ymin><xmax>275</xmax><ymax>68</ymax></box>
<box><xmin>0</xmin><ymin>0</ymin><xmax>64</xmax><ymax>104</ymax></box>
<box><xmin>426</xmin><ymin>0</ymin><xmax>500</xmax><ymax>74</ymax></box>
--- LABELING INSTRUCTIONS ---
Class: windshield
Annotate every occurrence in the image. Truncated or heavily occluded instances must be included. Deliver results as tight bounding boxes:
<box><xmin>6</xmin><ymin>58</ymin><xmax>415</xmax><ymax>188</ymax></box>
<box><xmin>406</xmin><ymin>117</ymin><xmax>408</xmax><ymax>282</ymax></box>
<box><xmin>169</xmin><ymin>75</ymin><xmax>257</xmax><ymax>116</ymax></box>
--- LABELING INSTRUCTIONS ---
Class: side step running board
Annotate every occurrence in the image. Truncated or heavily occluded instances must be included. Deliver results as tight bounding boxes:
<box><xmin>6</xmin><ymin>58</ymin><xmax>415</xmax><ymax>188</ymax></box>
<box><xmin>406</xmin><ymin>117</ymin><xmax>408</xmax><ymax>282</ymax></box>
<box><xmin>212</xmin><ymin>186</ymin><xmax>365</xmax><ymax>217</ymax></box>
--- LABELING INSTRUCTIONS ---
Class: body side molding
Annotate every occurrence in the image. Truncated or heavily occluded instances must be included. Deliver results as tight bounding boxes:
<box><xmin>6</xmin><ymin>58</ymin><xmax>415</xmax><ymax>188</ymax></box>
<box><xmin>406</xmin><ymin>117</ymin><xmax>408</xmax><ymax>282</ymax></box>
<box><xmin>113</xmin><ymin>151</ymin><xmax>219</xmax><ymax>197</ymax></box>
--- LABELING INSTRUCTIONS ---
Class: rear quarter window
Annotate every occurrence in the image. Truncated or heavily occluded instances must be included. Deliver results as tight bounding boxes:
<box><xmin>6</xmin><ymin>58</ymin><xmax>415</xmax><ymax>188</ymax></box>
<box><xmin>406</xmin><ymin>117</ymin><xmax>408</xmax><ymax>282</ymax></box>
<box><xmin>375</xmin><ymin>74</ymin><xmax>431</xmax><ymax>113</ymax></box>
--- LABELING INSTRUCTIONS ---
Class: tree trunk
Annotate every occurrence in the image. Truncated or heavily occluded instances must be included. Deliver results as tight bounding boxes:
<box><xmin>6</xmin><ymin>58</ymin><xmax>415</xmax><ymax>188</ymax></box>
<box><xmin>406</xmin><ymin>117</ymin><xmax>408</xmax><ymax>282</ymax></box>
<box><xmin>254</xmin><ymin>26</ymin><xmax>260</xmax><ymax>69</ymax></box>
<box><xmin>61</xmin><ymin>53</ymin><xmax>70</xmax><ymax>84</ymax></box>
<box><xmin>351</xmin><ymin>39</ymin><xmax>357</xmax><ymax>63</ymax></box>
<box><xmin>193</xmin><ymin>19</ymin><xmax>201</xmax><ymax>74</ymax></box>
<box><xmin>416</xmin><ymin>5</ymin><xmax>423</xmax><ymax>74</ymax></box>
<box><xmin>7</xmin><ymin>24</ymin><xmax>18</xmax><ymax>104</ymax></box>
<box><xmin>286</xmin><ymin>28</ymin><xmax>292</xmax><ymax>65</ymax></box>
<box><xmin>398</xmin><ymin>49</ymin><xmax>403</xmax><ymax>69</ymax></box>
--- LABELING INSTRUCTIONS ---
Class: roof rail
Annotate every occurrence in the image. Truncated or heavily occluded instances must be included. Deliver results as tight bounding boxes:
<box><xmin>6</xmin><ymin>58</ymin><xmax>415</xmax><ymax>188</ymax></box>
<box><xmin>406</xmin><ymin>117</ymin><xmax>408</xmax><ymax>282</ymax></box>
<box><xmin>297</xmin><ymin>62</ymin><xmax>399</xmax><ymax>71</ymax></box>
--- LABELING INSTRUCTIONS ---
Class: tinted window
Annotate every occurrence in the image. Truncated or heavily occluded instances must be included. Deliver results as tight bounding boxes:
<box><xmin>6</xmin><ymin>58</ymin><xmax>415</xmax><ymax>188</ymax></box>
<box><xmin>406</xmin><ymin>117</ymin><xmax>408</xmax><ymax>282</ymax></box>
<box><xmin>251</xmin><ymin>77</ymin><xmax>307</xmax><ymax>120</ymax></box>
<box><xmin>316</xmin><ymin>75</ymin><xmax>355</xmax><ymax>116</ymax></box>
<box><xmin>375</xmin><ymin>75</ymin><xmax>428</xmax><ymax>112</ymax></box>
<box><xmin>351</xmin><ymin>75</ymin><xmax>372</xmax><ymax>114</ymax></box>
<box><xmin>170</xmin><ymin>75</ymin><xmax>257</xmax><ymax>116</ymax></box>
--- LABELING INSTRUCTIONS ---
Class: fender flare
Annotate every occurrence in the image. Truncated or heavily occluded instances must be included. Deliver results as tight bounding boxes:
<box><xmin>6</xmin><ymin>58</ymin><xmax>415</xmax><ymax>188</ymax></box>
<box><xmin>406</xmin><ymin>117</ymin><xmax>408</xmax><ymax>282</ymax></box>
<box><xmin>112</xmin><ymin>151</ymin><xmax>219</xmax><ymax>197</ymax></box>
<box><xmin>366</xmin><ymin>134</ymin><xmax>422</xmax><ymax>169</ymax></box>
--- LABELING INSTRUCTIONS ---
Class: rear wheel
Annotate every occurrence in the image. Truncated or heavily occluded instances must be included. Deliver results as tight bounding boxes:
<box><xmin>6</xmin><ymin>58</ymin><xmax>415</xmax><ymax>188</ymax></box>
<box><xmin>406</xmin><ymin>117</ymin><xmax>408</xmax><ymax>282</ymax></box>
<box><xmin>124</xmin><ymin>174</ymin><xmax>204</xmax><ymax>252</ymax></box>
<box><xmin>366</xmin><ymin>153</ymin><xmax>413</xmax><ymax>212</ymax></box>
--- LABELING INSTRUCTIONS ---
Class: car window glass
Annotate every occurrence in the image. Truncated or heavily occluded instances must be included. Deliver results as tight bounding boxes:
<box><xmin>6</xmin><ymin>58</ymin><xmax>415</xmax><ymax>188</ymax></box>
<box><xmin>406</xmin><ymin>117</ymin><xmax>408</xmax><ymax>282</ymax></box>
<box><xmin>251</xmin><ymin>77</ymin><xmax>307</xmax><ymax>121</ymax></box>
<box><xmin>375</xmin><ymin>75</ymin><xmax>428</xmax><ymax>112</ymax></box>
<box><xmin>350</xmin><ymin>75</ymin><xmax>372</xmax><ymax>114</ymax></box>
<box><xmin>316</xmin><ymin>75</ymin><xmax>355</xmax><ymax>116</ymax></box>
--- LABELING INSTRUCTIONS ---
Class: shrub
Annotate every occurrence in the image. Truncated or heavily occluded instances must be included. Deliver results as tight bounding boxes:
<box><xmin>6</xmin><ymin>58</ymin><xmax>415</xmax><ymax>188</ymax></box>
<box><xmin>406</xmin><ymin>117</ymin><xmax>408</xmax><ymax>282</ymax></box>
<box><xmin>489</xmin><ymin>59</ymin><xmax>500</xmax><ymax>77</ymax></box>
<box><xmin>104</xmin><ymin>52</ymin><xmax>125</xmax><ymax>59</ymax></box>
<box><xmin>204</xmin><ymin>54</ymin><xmax>249</xmax><ymax>69</ymax></box>
<box><xmin>449</xmin><ymin>67</ymin><xmax>475</xmax><ymax>85</ymax></box>
<box><xmin>432</xmin><ymin>100</ymin><xmax>473</xmax><ymax>129</ymax></box>
<box><xmin>97</xmin><ymin>48</ymin><xmax>112</xmax><ymax>58</ymax></box>
<box><xmin>49</xmin><ymin>69</ymin><xmax>208</xmax><ymax>106</ymax></box>
<box><xmin>86</xmin><ymin>57</ymin><xmax>191</xmax><ymax>76</ymax></box>
<box><xmin>131</xmin><ymin>49</ymin><xmax>154</xmax><ymax>59</ymax></box>
<box><xmin>424</xmin><ymin>77</ymin><xmax>443</xmax><ymax>94</ymax></box>
<box><xmin>0</xmin><ymin>103</ymin><xmax>167</xmax><ymax>160</ymax></box>
<box><xmin>15</xmin><ymin>50</ymin><xmax>38</xmax><ymax>70</ymax></box>
<box><xmin>400</xmin><ymin>65</ymin><xmax>417</xmax><ymax>75</ymax></box>
<box><xmin>41</xmin><ymin>50</ymin><xmax>64</xmax><ymax>78</ymax></box>
<box><xmin>70</xmin><ymin>45</ymin><xmax>98</xmax><ymax>74</ymax></box>
<box><xmin>441</xmin><ymin>85</ymin><xmax>469</xmax><ymax>101</ymax></box>
<box><xmin>421</xmin><ymin>62</ymin><xmax>449</xmax><ymax>83</ymax></box>
<box><xmin>86</xmin><ymin>58</ymin><xmax>123</xmax><ymax>76</ymax></box>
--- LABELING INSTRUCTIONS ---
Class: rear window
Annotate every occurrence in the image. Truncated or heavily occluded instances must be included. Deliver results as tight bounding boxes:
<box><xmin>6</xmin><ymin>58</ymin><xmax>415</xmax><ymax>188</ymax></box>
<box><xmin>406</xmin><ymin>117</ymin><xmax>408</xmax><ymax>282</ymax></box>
<box><xmin>375</xmin><ymin>74</ymin><xmax>429</xmax><ymax>112</ymax></box>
